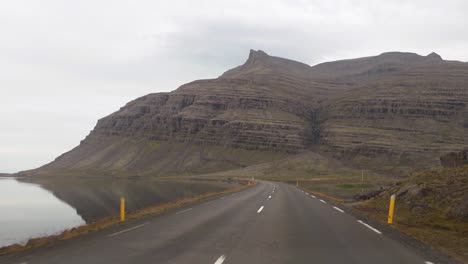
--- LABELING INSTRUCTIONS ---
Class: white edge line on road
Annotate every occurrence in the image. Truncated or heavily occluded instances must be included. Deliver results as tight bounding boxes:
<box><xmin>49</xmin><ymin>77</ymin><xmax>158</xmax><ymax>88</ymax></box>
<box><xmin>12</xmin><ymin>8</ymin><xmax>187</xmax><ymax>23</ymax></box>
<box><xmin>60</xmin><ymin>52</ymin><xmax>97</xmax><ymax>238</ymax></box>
<box><xmin>319</xmin><ymin>199</ymin><xmax>327</xmax><ymax>203</ymax></box>
<box><xmin>214</xmin><ymin>255</ymin><xmax>226</xmax><ymax>264</ymax></box>
<box><xmin>108</xmin><ymin>223</ymin><xmax>147</xmax><ymax>237</ymax></box>
<box><xmin>176</xmin><ymin>208</ymin><xmax>193</xmax><ymax>215</ymax></box>
<box><xmin>357</xmin><ymin>220</ymin><xmax>382</xmax><ymax>234</ymax></box>
<box><xmin>257</xmin><ymin>206</ymin><xmax>265</xmax><ymax>213</ymax></box>
<box><xmin>333</xmin><ymin>206</ymin><xmax>345</xmax><ymax>213</ymax></box>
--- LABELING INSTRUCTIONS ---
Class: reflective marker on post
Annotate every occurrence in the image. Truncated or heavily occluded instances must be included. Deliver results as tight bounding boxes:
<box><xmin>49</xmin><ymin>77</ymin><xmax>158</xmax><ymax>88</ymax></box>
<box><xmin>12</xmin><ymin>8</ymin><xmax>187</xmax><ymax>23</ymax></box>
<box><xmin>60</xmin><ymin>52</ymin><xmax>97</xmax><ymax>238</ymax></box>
<box><xmin>388</xmin><ymin>194</ymin><xmax>396</xmax><ymax>224</ymax></box>
<box><xmin>120</xmin><ymin>197</ymin><xmax>125</xmax><ymax>222</ymax></box>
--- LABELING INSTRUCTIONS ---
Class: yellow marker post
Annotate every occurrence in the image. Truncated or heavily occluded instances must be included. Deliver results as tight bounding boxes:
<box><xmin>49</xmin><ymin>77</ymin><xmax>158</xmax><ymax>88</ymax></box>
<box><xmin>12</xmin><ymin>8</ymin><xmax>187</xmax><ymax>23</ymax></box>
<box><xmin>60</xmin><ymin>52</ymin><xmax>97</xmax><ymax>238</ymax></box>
<box><xmin>120</xmin><ymin>197</ymin><xmax>125</xmax><ymax>222</ymax></box>
<box><xmin>388</xmin><ymin>194</ymin><xmax>396</xmax><ymax>224</ymax></box>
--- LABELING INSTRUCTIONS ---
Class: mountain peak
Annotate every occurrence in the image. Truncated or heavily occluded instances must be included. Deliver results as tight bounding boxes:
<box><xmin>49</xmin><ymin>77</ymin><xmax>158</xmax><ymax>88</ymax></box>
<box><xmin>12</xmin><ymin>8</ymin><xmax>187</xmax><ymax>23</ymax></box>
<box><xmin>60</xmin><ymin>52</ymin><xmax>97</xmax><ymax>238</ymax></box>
<box><xmin>427</xmin><ymin>52</ymin><xmax>442</xmax><ymax>60</ymax></box>
<box><xmin>375</xmin><ymin>51</ymin><xmax>443</xmax><ymax>62</ymax></box>
<box><xmin>220</xmin><ymin>49</ymin><xmax>311</xmax><ymax>79</ymax></box>
<box><xmin>244</xmin><ymin>49</ymin><xmax>270</xmax><ymax>67</ymax></box>
<box><xmin>248</xmin><ymin>49</ymin><xmax>269</xmax><ymax>59</ymax></box>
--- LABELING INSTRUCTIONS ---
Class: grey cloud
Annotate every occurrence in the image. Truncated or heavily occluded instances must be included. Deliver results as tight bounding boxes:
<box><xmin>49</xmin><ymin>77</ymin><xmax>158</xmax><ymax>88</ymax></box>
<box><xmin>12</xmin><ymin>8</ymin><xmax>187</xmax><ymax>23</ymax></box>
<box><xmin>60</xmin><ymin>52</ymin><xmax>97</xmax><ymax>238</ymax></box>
<box><xmin>1</xmin><ymin>0</ymin><xmax>468</xmax><ymax>172</ymax></box>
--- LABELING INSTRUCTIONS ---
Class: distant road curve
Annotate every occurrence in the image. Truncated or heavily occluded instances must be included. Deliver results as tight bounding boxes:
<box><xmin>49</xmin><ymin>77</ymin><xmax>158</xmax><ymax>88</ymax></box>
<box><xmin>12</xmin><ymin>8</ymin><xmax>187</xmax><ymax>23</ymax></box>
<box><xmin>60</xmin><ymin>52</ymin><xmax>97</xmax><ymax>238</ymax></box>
<box><xmin>1</xmin><ymin>181</ymin><xmax>438</xmax><ymax>264</ymax></box>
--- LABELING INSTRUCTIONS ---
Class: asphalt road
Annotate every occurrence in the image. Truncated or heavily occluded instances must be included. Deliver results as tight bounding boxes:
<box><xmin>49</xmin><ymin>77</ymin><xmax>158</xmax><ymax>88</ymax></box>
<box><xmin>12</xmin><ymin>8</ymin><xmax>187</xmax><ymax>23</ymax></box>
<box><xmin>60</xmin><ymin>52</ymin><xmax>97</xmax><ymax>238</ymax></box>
<box><xmin>1</xmin><ymin>181</ymin><xmax>435</xmax><ymax>264</ymax></box>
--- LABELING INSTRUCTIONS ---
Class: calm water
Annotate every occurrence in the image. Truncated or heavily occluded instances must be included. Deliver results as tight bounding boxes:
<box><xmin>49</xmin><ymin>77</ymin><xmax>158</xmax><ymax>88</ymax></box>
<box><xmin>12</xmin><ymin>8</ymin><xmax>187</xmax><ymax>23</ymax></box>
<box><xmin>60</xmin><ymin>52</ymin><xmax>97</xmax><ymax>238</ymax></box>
<box><xmin>0</xmin><ymin>178</ymin><xmax>85</xmax><ymax>247</ymax></box>
<box><xmin>0</xmin><ymin>177</ymin><xmax>234</xmax><ymax>248</ymax></box>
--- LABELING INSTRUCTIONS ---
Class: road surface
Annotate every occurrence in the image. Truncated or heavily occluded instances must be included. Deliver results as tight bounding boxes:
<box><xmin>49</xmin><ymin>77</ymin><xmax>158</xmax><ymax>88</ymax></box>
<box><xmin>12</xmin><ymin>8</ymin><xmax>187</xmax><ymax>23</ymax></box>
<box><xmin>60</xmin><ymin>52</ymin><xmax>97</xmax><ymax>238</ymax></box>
<box><xmin>1</xmin><ymin>181</ymin><xmax>436</xmax><ymax>264</ymax></box>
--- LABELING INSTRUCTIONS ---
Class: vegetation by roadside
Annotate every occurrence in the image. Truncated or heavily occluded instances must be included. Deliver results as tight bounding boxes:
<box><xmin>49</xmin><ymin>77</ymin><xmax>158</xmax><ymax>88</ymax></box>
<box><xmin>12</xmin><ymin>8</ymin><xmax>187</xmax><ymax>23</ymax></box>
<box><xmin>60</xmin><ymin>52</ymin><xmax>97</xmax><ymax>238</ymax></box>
<box><xmin>354</xmin><ymin>165</ymin><xmax>468</xmax><ymax>263</ymax></box>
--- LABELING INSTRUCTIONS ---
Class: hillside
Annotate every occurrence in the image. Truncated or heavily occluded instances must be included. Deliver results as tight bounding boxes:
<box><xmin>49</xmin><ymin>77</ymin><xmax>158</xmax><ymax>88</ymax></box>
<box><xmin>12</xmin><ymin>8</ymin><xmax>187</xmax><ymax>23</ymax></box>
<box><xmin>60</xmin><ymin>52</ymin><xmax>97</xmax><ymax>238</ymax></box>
<box><xmin>32</xmin><ymin>50</ymin><xmax>468</xmax><ymax>177</ymax></box>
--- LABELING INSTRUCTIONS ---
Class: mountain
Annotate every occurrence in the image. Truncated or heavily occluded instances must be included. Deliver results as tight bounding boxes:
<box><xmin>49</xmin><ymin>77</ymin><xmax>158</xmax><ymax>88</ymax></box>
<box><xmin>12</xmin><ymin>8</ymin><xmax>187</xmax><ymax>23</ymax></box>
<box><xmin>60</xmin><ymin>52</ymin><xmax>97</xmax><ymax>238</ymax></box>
<box><xmin>33</xmin><ymin>50</ymin><xmax>468</xmax><ymax>177</ymax></box>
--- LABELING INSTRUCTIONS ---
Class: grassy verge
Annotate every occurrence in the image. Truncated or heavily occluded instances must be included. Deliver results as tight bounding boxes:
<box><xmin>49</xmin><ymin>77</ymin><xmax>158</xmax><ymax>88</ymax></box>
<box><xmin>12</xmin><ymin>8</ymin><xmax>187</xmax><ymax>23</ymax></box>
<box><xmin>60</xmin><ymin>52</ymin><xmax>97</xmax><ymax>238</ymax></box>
<box><xmin>354</xmin><ymin>198</ymin><xmax>468</xmax><ymax>263</ymax></box>
<box><xmin>0</xmin><ymin>180</ymin><xmax>255</xmax><ymax>256</ymax></box>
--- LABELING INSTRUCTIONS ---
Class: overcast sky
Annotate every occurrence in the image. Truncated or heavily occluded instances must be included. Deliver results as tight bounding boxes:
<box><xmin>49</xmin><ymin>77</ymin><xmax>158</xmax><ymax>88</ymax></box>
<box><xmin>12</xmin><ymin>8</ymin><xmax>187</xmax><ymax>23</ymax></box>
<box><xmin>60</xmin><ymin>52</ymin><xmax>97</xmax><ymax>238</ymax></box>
<box><xmin>1</xmin><ymin>0</ymin><xmax>467</xmax><ymax>173</ymax></box>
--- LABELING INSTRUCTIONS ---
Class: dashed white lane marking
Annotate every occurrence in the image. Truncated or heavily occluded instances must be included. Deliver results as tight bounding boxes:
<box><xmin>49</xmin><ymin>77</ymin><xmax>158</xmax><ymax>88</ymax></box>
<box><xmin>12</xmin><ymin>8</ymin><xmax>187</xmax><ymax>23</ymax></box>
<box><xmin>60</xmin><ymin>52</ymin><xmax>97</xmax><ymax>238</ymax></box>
<box><xmin>176</xmin><ymin>208</ymin><xmax>193</xmax><ymax>214</ymax></box>
<box><xmin>319</xmin><ymin>199</ymin><xmax>327</xmax><ymax>203</ymax></box>
<box><xmin>206</xmin><ymin>200</ymin><xmax>214</xmax><ymax>204</ymax></box>
<box><xmin>257</xmin><ymin>206</ymin><xmax>265</xmax><ymax>213</ymax></box>
<box><xmin>108</xmin><ymin>223</ymin><xmax>147</xmax><ymax>237</ymax></box>
<box><xmin>333</xmin><ymin>206</ymin><xmax>345</xmax><ymax>213</ymax></box>
<box><xmin>214</xmin><ymin>255</ymin><xmax>226</xmax><ymax>264</ymax></box>
<box><xmin>311</xmin><ymin>195</ymin><xmax>316</xmax><ymax>198</ymax></box>
<box><xmin>357</xmin><ymin>220</ymin><xmax>382</xmax><ymax>234</ymax></box>
<box><xmin>424</xmin><ymin>261</ymin><xmax>434</xmax><ymax>264</ymax></box>
<box><xmin>268</xmin><ymin>195</ymin><xmax>272</xmax><ymax>199</ymax></box>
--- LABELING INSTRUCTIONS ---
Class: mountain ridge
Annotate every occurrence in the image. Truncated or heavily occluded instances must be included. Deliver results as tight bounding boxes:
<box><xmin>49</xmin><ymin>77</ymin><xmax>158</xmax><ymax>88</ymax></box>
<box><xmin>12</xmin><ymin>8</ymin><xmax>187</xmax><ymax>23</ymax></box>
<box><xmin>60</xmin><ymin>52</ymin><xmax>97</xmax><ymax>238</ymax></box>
<box><xmin>33</xmin><ymin>50</ymin><xmax>468</xmax><ymax>177</ymax></box>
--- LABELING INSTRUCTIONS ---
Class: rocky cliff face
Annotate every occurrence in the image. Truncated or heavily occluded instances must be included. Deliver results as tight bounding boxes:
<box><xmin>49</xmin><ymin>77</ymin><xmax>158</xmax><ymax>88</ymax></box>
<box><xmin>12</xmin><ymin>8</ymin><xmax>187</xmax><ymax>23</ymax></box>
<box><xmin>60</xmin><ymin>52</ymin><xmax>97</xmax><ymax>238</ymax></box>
<box><xmin>39</xmin><ymin>50</ymin><xmax>468</xmax><ymax>175</ymax></box>
<box><xmin>440</xmin><ymin>149</ymin><xmax>468</xmax><ymax>168</ymax></box>
<box><xmin>321</xmin><ymin>61</ymin><xmax>468</xmax><ymax>171</ymax></box>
